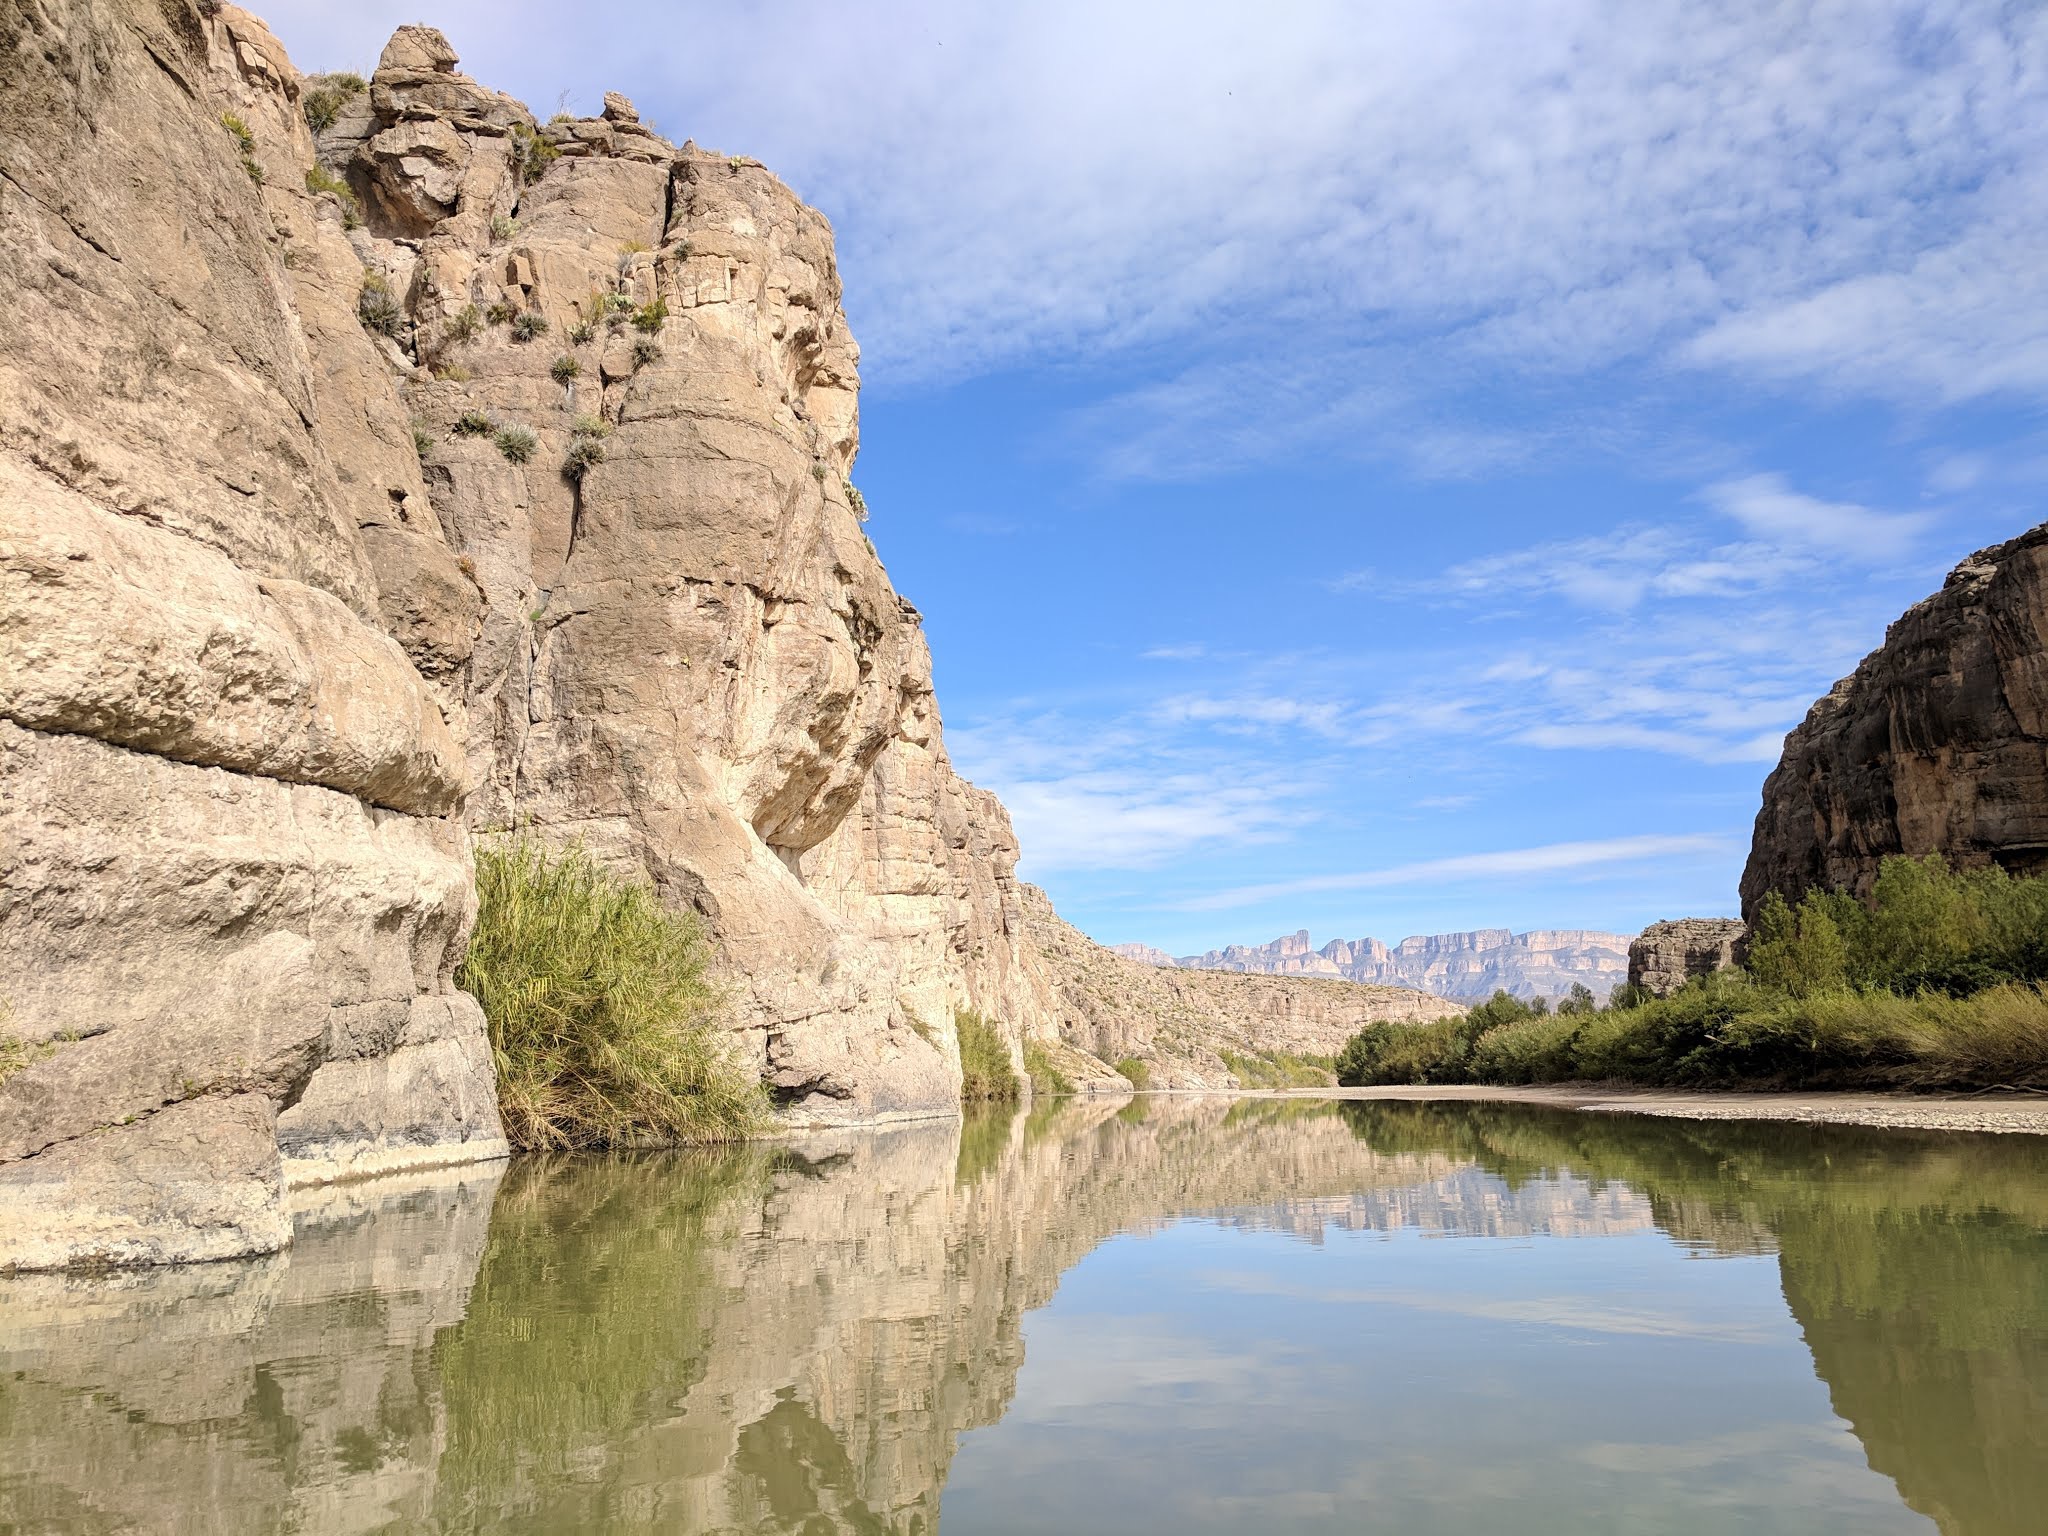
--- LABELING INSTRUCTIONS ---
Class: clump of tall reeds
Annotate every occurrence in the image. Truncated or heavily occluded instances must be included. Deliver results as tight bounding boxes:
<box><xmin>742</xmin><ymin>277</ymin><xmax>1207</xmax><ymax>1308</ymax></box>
<box><xmin>458</xmin><ymin>839</ymin><xmax>765</xmax><ymax>1149</ymax></box>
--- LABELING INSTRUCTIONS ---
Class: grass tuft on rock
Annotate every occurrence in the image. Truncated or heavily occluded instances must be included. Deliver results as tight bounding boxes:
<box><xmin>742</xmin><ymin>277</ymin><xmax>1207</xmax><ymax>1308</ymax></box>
<box><xmin>956</xmin><ymin>1009</ymin><xmax>1019</xmax><ymax>1102</ymax></box>
<box><xmin>458</xmin><ymin>839</ymin><xmax>766</xmax><ymax>1149</ymax></box>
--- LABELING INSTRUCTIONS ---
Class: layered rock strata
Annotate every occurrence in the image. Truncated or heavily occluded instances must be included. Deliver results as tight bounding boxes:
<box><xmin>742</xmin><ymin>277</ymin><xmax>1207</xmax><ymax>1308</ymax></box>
<box><xmin>1143</xmin><ymin>926</ymin><xmax>1633</xmax><ymax>1002</ymax></box>
<box><xmin>1743</xmin><ymin>523</ymin><xmax>2048</xmax><ymax>917</ymax></box>
<box><xmin>0</xmin><ymin>0</ymin><xmax>505</xmax><ymax>1270</ymax></box>
<box><xmin>1626</xmin><ymin>918</ymin><xmax>1746</xmax><ymax>998</ymax></box>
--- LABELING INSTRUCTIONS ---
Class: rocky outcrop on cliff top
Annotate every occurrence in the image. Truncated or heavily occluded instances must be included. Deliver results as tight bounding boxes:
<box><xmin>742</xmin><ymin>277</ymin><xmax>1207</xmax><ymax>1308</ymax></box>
<box><xmin>1026</xmin><ymin>888</ymin><xmax>1459</xmax><ymax>1086</ymax></box>
<box><xmin>1627</xmin><ymin>919</ymin><xmax>1746</xmax><ymax>998</ymax></box>
<box><xmin>1743</xmin><ymin>524</ymin><xmax>2048</xmax><ymax>919</ymax></box>
<box><xmin>1155</xmin><ymin>926</ymin><xmax>1633</xmax><ymax>1002</ymax></box>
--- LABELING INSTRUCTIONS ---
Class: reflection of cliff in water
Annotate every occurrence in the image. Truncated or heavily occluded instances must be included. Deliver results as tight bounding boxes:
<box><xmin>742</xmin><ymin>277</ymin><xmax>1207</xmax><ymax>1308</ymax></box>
<box><xmin>2</xmin><ymin>1096</ymin><xmax>2044</xmax><ymax>1534</ymax></box>
<box><xmin>1337</xmin><ymin>1100</ymin><xmax>2048</xmax><ymax>1536</ymax></box>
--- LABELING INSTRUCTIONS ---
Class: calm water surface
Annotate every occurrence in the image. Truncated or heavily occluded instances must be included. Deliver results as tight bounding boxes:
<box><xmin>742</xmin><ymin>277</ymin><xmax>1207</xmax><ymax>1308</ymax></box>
<box><xmin>2</xmin><ymin>1096</ymin><xmax>2044</xmax><ymax>1534</ymax></box>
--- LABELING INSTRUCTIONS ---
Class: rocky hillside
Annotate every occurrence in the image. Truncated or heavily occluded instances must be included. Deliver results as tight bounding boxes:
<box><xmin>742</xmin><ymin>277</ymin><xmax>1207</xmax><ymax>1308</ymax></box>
<box><xmin>1127</xmin><ymin>926</ymin><xmax>1633</xmax><ymax>1002</ymax></box>
<box><xmin>1031</xmin><ymin>890</ymin><xmax>1459</xmax><ymax>1086</ymax></box>
<box><xmin>1743</xmin><ymin>523</ymin><xmax>2048</xmax><ymax>918</ymax></box>
<box><xmin>0</xmin><ymin>1</ymin><xmax>1446</xmax><ymax>1271</ymax></box>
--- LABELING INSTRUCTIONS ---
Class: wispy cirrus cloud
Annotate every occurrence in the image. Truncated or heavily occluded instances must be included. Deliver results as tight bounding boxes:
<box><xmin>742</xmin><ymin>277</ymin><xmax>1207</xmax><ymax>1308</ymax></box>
<box><xmin>1180</xmin><ymin>835</ymin><xmax>1737</xmax><ymax>911</ymax></box>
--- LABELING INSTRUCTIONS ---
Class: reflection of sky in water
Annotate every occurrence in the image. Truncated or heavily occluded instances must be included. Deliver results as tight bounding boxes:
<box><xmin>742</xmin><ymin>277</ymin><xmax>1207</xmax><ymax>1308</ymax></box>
<box><xmin>943</xmin><ymin>1219</ymin><xmax>1930</xmax><ymax>1536</ymax></box>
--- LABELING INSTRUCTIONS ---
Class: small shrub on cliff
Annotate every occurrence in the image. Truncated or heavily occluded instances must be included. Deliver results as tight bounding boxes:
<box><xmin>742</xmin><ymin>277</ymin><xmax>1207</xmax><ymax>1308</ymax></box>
<box><xmin>459</xmin><ymin>840</ymin><xmax>765</xmax><ymax>1149</ymax></box>
<box><xmin>442</xmin><ymin>303</ymin><xmax>484</xmax><ymax>343</ymax></box>
<box><xmin>631</xmin><ymin>298</ymin><xmax>668</xmax><ymax>334</ymax></box>
<box><xmin>485</xmin><ymin>301</ymin><xmax>516</xmax><ymax>326</ymax></box>
<box><xmin>490</xmin><ymin>213</ymin><xmax>518</xmax><ymax>243</ymax></box>
<box><xmin>357</xmin><ymin>271</ymin><xmax>405</xmax><ymax>338</ymax></box>
<box><xmin>302</xmin><ymin>72</ymin><xmax>366</xmax><ymax>133</ymax></box>
<box><xmin>844</xmin><ymin>480</ymin><xmax>868</xmax><ymax>522</ymax></box>
<box><xmin>510</xmin><ymin>122</ymin><xmax>560</xmax><ymax>184</ymax></box>
<box><xmin>303</xmin><ymin>164</ymin><xmax>361</xmax><ymax>228</ymax></box>
<box><xmin>1114</xmin><ymin>1056</ymin><xmax>1150</xmax><ymax>1090</ymax></box>
<box><xmin>562</xmin><ymin>434</ymin><xmax>605</xmax><ymax>482</ymax></box>
<box><xmin>219</xmin><ymin>112</ymin><xmax>254</xmax><ymax>154</ymax></box>
<box><xmin>550</xmin><ymin>354</ymin><xmax>582</xmax><ymax>385</ymax></box>
<box><xmin>631</xmin><ymin>336</ymin><xmax>663</xmax><ymax>369</ymax></box>
<box><xmin>567</xmin><ymin>320</ymin><xmax>596</xmax><ymax>346</ymax></box>
<box><xmin>410</xmin><ymin>418</ymin><xmax>435</xmax><ymax>457</ymax></box>
<box><xmin>1023</xmin><ymin>1039</ymin><xmax>1073</xmax><ymax>1097</ymax></box>
<box><xmin>570</xmin><ymin>413</ymin><xmax>610</xmax><ymax>440</ymax></box>
<box><xmin>455</xmin><ymin>408</ymin><xmax>496</xmax><ymax>436</ymax></box>
<box><xmin>510</xmin><ymin>310</ymin><xmax>549</xmax><ymax>343</ymax></box>
<box><xmin>494</xmin><ymin>424</ymin><xmax>538</xmax><ymax>463</ymax></box>
<box><xmin>957</xmin><ymin>1011</ymin><xmax>1019</xmax><ymax>1103</ymax></box>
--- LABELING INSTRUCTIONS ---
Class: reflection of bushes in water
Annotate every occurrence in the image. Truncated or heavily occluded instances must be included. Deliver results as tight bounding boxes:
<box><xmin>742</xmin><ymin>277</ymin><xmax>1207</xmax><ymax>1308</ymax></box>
<box><xmin>430</xmin><ymin>1149</ymin><xmax>776</xmax><ymax>1529</ymax></box>
<box><xmin>1220</xmin><ymin>1096</ymin><xmax>1347</xmax><ymax>1131</ymax></box>
<box><xmin>1335</xmin><ymin>1096</ymin><xmax>2048</xmax><ymax>1531</ymax></box>
<box><xmin>956</xmin><ymin>1102</ymin><xmax>1017</xmax><ymax>1186</ymax></box>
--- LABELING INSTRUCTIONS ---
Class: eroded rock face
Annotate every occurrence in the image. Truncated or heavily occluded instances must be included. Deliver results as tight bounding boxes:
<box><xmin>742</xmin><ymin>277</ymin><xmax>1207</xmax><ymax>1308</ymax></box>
<box><xmin>0</xmin><ymin>0</ymin><xmax>504</xmax><ymax>1271</ymax></box>
<box><xmin>1742</xmin><ymin>524</ymin><xmax>2048</xmax><ymax>918</ymax></box>
<box><xmin>1162</xmin><ymin>926</ymin><xmax>1634</xmax><ymax>1002</ymax></box>
<box><xmin>1627</xmin><ymin>918</ymin><xmax>1746</xmax><ymax>998</ymax></box>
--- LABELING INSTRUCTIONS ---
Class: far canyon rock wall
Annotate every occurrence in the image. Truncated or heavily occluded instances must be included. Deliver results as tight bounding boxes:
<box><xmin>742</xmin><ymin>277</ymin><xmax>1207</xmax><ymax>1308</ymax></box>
<box><xmin>1141</xmin><ymin>926</ymin><xmax>1633</xmax><ymax>1002</ymax></box>
<box><xmin>1743</xmin><ymin>524</ymin><xmax>2048</xmax><ymax>918</ymax></box>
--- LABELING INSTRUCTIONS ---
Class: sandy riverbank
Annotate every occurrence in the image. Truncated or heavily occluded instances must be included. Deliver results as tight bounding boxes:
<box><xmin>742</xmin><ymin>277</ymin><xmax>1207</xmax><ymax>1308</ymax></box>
<box><xmin>1298</xmin><ymin>1082</ymin><xmax>2048</xmax><ymax>1135</ymax></box>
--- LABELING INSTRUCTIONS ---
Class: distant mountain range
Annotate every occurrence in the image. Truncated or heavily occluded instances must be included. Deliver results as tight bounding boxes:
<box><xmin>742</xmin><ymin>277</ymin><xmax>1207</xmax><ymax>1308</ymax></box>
<box><xmin>1110</xmin><ymin>927</ymin><xmax>1635</xmax><ymax>1003</ymax></box>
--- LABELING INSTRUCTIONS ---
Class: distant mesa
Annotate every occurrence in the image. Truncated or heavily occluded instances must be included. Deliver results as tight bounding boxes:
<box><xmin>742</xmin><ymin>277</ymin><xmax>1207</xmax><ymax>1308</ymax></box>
<box><xmin>1113</xmin><ymin>927</ymin><xmax>1634</xmax><ymax>1003</ymax></box>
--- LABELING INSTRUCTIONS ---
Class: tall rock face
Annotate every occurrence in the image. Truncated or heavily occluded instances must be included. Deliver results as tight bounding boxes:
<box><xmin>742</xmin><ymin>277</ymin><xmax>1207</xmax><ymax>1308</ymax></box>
<box><xmin>1157</xmin><ymin>927</ymin><xmax>1633</xmax><ymax>1002</ymax></box>
<box><xmin>0</xmin><ymin>0</ymin><xmax>505</xmax><ymax>1270</ymax></box>
<box><xmin>1627</xmin><ymin>919</ymin><xmax>1746</xmax><ymax>998</ymax></box>
<box><xmin>1743</xmin><ymin>524</ymin><xmax>2048</xmax><ymax>918</ymax></box>
<box><xmin>310</xmin><ymin>25</ymin><xmax>1057</xmax><ymax>1125</ymax></box>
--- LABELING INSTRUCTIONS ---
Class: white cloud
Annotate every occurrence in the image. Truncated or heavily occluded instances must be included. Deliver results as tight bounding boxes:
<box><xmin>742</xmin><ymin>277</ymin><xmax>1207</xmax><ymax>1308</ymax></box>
<box><xmin>261</xmin><ymin>0</ymin><xmax>2048</xmax><ymax>426</ymax></box>
<box><xmin>1143</xmin><ymin>643</ymin><xmax>1209</xmax><ymax>661</ymax></box>
<box><xmin>1699</xmin><ymin>475</ymin><xmax>1932</xmax><ymax>561</ymax></box>
<box><xmin>1183</xmin><ymin>835</ymin><xmax>1737</xmax><ymax>911</ymax></box>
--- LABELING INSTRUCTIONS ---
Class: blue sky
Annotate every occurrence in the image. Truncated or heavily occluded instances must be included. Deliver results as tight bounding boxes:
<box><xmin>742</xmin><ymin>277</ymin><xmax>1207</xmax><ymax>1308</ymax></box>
<box><xmin>264</xmin><ymin>1</ymin><xmax>2048</xmax><ymax>954</ymax></box>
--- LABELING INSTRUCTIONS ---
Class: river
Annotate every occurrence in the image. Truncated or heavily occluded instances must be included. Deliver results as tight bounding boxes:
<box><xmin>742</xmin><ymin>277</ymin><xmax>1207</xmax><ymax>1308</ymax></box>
<box><xmin>2</xmin><ymin>1095</ymin><xmax>2042</xmax><ymax>1533</ymax></box>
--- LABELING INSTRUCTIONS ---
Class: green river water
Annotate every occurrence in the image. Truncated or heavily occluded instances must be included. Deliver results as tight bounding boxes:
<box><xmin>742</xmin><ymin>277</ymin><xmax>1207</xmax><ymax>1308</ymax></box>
<box><xmin>2</xmin><ymin>1095</ymin><xmax>2043</xmax><ymax>1534</ymax></box>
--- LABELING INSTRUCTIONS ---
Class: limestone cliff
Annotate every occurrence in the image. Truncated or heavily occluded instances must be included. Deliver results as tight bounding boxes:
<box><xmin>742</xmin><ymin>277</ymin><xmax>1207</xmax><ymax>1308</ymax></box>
<box><xmin>1626</xmin><ymin>918</ymin><xmax>1746</xmax><ymax>997</ymax></box>
<box><xmin>0</xmin><ymin>0</ymin><xmax>506</xmax><ymax>1270</ymax></box>
<box><xmin>1150</xmin><ymin>926</ymin><xmax>1633</xmax><ymax>1002</ymax></box>
<box><xmin>1742</xmin><ymin>523</ymin><xmax>2048</xmax><ymax>918</ymax></box>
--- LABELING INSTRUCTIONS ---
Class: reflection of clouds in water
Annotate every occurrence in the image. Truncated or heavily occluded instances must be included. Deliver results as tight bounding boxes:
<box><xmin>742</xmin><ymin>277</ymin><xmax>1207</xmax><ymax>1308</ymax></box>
<box><xmin>1196</xmin><ymin>1269</ymin><xmax>1785</xmax><ymax>1345</ymax></box>
<box><xmin>1194</xmin><ymin>1167</ymin><xmax>1664</xmax><ymax>1244</ymax></box>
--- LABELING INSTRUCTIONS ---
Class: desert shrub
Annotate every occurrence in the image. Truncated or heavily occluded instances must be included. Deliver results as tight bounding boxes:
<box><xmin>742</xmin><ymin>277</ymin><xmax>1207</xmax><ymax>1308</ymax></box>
<box><xmin>1114</xmin><ymin>1056</ymin><xmax>1150</xmax><ymax>1090</ymax></box>
<box><xmin>219</xmin><ymin>112</ymin><xmax>253</xmax><ymax>153</ymax></box>
<box><xmin>570</xmin><ymin>413</ymin><xmax>610</xmax><ymax>439</ymax></box>
<box><xmin>410</xmin><ymin>419</ymin><xmax>435</xmax><ymax>456</ymax></box>
<box><xmin>490</xmin><ymin>213</ymin><xmax>518</xmax><ymax>243</ymax></box>
<box><xmin>562</xmin><ymin>434</ymin><xmax>605</xmax><ymax>482</ymax></box>
<box><xmin>957</xmin><ymin>1010</ymin><xmax>1018</xmax><ymax>1102</ymax></box>
<box><xmin>550</xmin><ymin>354</ymin><xmax>581</xmax><ymax>384</ymax></box>
<box><xmin>494</xmin><ymin>424</ymin><xmax>538</xmax><ymax>463</ymax></box>
<box><xmin>486</xmin><ymin>301</ymin><xmax>516</xmax><ymax>326</ymax></box>
<box><xmin>845</xmin><ymin>481</ymin><xmax>868</xmax><ymax>521</ymax></box>
<box><xmin>302</xmin><ymin>72</ymin><xmax>366</xmax><ymax>132</ymax></box>
<box><xmin>509</xmin><ymin>311</ymin><xmax>549</xmax><ymax>342</ymax></box>
<box><xmin>442</xmin><ymin>303</ymin><xmax>484</xmax><ymax>343</ymax></box>
<box><xmin>1220</xmin><ymin>1048</ymin><xmax>1334</xmax><ymax>1088</ymax></box>
<box><xmin>1334</xmin><ymin>1017</ymin><xmax>1469</xmax><ymax>1085</ymax></box>
<box><xmin>457</xmin><ymin>840</ymin><xmax>764</xmax><ymax>1149</ymax></box>
<box><xmin>303</xmin><ymin>164</ymin><xmax>360</xmax><ymax>227</ymax></box>
<box><xmin>357</xmin><ymin>271</ymin><xmax>404</xmax><ymax>337</ymax></box>
<box><xmin>631</xmin><ymin>298</ymin><xmax>668</xmax><ymax>333</ymax></box>
<box><xmin>1023</xmin><ymin>1039</ymin><xmax>1072</xmax><ymax>1097</ymax></box>
<box><xmin>434</xmin><ymin>363</ymin><xmax>473</xmax><ymax>382</ymax></box>
<box><xmin>631</xmin><ymin>336</ymin><xmax>663</xmax><ymax>368</ymax></box>
<box><xmin>567</xmin><ymin>321</ymin><xmax>596</xmax><ymax>345</ymax></box>
<box><xmin>511</xmin><ymin>121</ymin><xmax>560</xmax><ymax>184</ymax></box>
<box><xmin>1466</xmin><ymin>1011</ymin><xmax>1585</xmax><ymax>1084</ymax></box>
<box><xmin>454</xmin><ymin>408</ymin><xmax>496</xmax><ymax>436</ymax></box>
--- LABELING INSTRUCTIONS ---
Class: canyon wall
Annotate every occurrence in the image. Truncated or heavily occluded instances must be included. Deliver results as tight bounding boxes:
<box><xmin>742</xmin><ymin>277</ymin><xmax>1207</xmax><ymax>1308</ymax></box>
<box><xmin>1742</xmin><ymin>523</ymin><xmax>2048</xmax><ymax>919</ymax></box>
<box><xmin>0</xmin><ymin>0</ymin><xmax>506</xmax><ymax>1271</ymax></box>
<box><xmin>1627</xmin><ymin>918</ymin><xmax>1745</xmax><ymax>997</ymax></box>
<box><xmin>1132</xmin><ymin>926</ymin><xmax>1633</xmax><ymax>1002</ymax></box>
